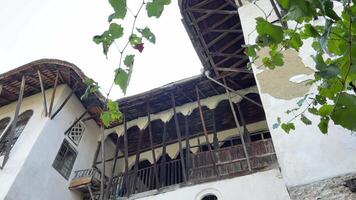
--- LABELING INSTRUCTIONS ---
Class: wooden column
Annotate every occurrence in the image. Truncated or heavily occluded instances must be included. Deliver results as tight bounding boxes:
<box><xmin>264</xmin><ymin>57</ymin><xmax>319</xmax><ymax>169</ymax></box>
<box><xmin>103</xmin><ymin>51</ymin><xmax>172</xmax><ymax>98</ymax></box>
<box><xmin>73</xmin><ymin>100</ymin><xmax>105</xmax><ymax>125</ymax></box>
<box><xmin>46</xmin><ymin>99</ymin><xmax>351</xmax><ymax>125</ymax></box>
<box><xmin>133</xmin><ymin>130</ymin><xmax>143</xmax><ymax>194</ymax></box>
<box><xmin>170</xmin><ymin>93</ymin><xmax>187</xmax><ymax>183</ymax></box>
<box><xmin>146</xmin><ymin>101</ymin><xmax>160</xmax><ymax>188</ymax></box>
<box><xmin>195</xmin><ymin>86</ymin><xmax>219</xmax><ymax>176</ymax></box>
<box><xmin>99</xmin><ymin>127</ymin><xmax>106</xmax><ymax>200</ymax></box>
<box><xmin>105</xmin><ymin>133</ymin><xmax>120</xmax><ymax>200</ymax></box>
<box><xmin>184</xmin><ymin>116</ymin><xmax>191</xmax><ymax>181</ymax></box>
<box><xmin>2</xmin><ymin>76</ymin><xmax>26</xmax><ymax>168</ymax></box>
<box><xmin>224</xmin><ymin>86</ymin><xmax>252</xmax><ymax>171</ymax></box>
<box><xmin>37</xmin><ymin>71</ymin><xmax>48</xmax><ymax>117</ymax></box>
<box><xmin>123</xmin><ymin>114</ymin><xmax>129</xmax><ymax>196</ymax></box>
<box><xmin>0</xmin><ymin>85</ymin><xmax>2</xmax><ymax>96</ymax></box>
<box><xmin>48</xmin><ymin>70</ymin><xmax>59</xmax><ymax>117</ymax></box>
<box><xmin>160</xmin><ymin>124</ymin><xmax>168</xmax><ymax>187</ymax></box>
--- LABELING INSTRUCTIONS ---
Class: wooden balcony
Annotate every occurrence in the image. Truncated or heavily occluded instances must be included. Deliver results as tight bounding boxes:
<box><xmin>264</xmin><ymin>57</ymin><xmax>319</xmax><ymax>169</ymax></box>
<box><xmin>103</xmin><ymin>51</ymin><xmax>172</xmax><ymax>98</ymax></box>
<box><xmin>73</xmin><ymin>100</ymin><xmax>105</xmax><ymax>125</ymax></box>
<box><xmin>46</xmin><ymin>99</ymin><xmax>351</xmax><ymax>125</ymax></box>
<box><xmin>70</xmin><ymin>138</ymin><xmax>277</xmax><ymax>199</ymax></box>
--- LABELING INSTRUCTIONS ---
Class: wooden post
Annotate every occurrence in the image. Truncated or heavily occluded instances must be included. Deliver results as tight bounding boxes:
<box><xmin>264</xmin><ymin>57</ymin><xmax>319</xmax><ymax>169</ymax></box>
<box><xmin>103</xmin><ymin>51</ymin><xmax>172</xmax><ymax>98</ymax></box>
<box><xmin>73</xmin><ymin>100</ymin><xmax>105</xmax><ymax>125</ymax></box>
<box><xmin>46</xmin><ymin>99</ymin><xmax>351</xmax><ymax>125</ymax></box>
<box><xmin>37</xmin><ymin>71</ymin><xmax>48</xmax><ymax>117</ymax></box>
<box><xmin>0</xmin><ymin>85</ymin><xmax>2</xmax><ymax>96</ymax></box>
<box><xmin>146</xmin><ymin>101</ymin><xmax>160</xmax><ymax>189</ymax></box>
<box><xmin>211</xmin><ymin>110</ymin><xmax>219</xmax><ymax>150</ymax></box>
<box><xmin>170</xmin><ymin>93</ymin><xmax>187</xmax><ymax>183</ymax></box>
<box><xmin>133</xmin><ymin>130</ymin><xmax>143</xmax><ymax>194</ymax></box>
<box><xmin>48</xmin><ymin>70</ymin><xmax>59</xmax><ymax>117</ymax></box>
<box><xmin>195</xmin><ymin>86</ymin><xmax>219</xmax><ymax>176</ymax></box>
<box><xmin>224</xmin><ymin>85</ymin><xmax>252</xmax><ymax>171</ymax></box>
<box><xmin>160</xmin><ymin>123</ymin><xmax>167</xmax><ymax>187</ymax></box>
<box><xmin>123</xmin><ymin>114</ymin><xmax>129</xmax><ymax>197</ymax></box>
<box><xmin>2</xmin><ymin>76</ymin><xmax>25</xmax><ymax>168</ymax></box>
<box><xmin>99</xmin><ymin>127</ymin><xmax>106</xmax><ymax>200</ymax></box>
<box><xmin>184</xmin><ymin>116</ymin><xmax>191</xmax><ymax>181</ymax></box>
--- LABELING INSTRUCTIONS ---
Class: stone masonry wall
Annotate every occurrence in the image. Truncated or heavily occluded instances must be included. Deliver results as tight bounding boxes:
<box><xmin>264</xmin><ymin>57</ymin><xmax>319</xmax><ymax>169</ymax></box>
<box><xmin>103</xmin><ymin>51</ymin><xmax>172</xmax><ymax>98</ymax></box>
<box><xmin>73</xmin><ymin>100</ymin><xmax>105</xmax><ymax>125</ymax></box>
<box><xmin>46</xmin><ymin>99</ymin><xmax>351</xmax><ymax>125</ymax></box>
<box><xmin>288</xmin><ymin>173</ymin><xmax>356</xmax><ymax>200</ymax></box>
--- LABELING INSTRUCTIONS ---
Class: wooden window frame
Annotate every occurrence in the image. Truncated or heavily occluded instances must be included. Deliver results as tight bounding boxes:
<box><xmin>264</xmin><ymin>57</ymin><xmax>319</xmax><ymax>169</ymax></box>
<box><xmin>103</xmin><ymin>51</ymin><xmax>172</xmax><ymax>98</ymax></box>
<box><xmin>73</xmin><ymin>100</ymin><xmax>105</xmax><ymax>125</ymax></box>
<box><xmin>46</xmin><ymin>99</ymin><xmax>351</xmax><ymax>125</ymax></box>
<box><xmin>52</xmin><ymin>139</ymin><xmax>78</xmax><ymax>180</ymax></box>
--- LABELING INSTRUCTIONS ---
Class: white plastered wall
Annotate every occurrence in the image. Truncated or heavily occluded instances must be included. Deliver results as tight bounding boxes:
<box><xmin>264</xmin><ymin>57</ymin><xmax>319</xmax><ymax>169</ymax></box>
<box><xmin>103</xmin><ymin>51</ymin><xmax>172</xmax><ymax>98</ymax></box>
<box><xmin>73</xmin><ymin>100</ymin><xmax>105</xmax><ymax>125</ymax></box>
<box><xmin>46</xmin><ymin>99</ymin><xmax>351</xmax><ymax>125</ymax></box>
<box><xmin>238</xmin><ymin>0</ymin><xmax>356</xmax><ymax>187</ymax></box>
<box><xmin>133</xmin><ymin>169</ymin><xmax>290</xmax><ymax>200</ymax></box>
<box><xmin>1</xmin><ymin>85</ymin><xmax>103</xmax><ymax>200</ymax></box>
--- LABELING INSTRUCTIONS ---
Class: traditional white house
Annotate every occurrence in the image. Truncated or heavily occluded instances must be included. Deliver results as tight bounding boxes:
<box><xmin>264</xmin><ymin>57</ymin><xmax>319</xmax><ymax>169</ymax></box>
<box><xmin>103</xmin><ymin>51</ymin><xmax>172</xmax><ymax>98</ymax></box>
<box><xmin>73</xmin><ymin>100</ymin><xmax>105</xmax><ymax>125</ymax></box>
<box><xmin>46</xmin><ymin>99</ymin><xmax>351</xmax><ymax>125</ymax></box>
<box><xmin>0</xmin><ymin>0</ymin><xmax>355</xmax><ymax>200</ymax></box>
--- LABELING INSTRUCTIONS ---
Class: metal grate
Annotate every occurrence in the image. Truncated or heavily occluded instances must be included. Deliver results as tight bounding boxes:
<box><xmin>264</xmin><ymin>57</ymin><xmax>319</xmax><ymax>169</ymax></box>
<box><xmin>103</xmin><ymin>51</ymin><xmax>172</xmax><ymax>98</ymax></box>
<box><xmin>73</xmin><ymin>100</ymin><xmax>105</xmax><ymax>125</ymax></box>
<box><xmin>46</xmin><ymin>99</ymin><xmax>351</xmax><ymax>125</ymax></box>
<box><xmin>67</xmin><ymin>121</ymin><xmax>85</xmax><ymax>146</ymax></box>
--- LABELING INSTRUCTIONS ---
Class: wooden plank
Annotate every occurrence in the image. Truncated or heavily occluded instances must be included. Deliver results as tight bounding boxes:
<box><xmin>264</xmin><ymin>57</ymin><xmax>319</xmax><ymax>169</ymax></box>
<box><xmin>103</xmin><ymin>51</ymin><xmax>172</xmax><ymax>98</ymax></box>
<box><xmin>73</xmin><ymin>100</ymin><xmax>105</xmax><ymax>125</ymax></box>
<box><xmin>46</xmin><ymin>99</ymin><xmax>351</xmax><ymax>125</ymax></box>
<box><xmin>146</xmin><ymin>101</ymin><xmax>160</xmax><ymax>188</ymax></box>
<box><xmin>170</xmin><ymin>93</ymin><xmax>187</xmax><ymax>183</ymax></box>
<box><xmin>37</xmin><ymin>71</ymin><xmax>48</xmax><ymax>116</ymax></box>
<box><xmin>195</xmin><ymin>86</ymin><xmax>219</xmax><ymax>176</ymax></box>
<box><xmin>2</xmin><ymin>76</ymin><xmax>25</xmax><ymax>168</ymax></box>
<box><xmin>48</xmin><ymin>70</ymin><xmax>59</xmax><ymax>117</ymax></box>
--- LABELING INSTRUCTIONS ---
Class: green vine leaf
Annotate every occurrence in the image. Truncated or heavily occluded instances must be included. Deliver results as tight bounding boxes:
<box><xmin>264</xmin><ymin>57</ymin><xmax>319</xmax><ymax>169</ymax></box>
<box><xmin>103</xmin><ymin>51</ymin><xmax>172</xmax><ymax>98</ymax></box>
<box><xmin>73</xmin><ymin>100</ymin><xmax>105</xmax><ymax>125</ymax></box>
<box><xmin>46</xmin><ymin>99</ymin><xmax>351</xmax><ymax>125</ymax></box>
<box><xmin>137</xmin><ymin>27</ymin><xmax>156</xmax><ymax>44</ymax></box>
<box><xmin>109</xmin><ymin>0</ymin><xmax>127</xmax><ymax>19</ymax></box>
<box><xmin>281</xmin><ymin>122</ymin><xmax>295</xmax><ymax>133</ymax></box>
<box><xmin>109</xmin><ymin>23</ymin><xmax>124</xmax><ymax>39</ymax></box>
<box><xmin>331</xmin><ymin>93</ymin><xmax>356</xmax><ymax>131</ymax></box>
<box><xmin>255</xmin><ymin>17</ymin><xmax>284</xmax><ymax>45</ymax></box>
<box><xmin>146</xmin><ymin>0</ymin><xmax>171</xmax><ymax>18</ymax></box>
<box><xmin>300</xmin><ymin>114</ymin><xmax>312</xmax><ymax>125</ymax></box>
<box><xmin>318</xmin><ymin>116</ymin><xmax>330</xmax><ymax>134</ymax></box>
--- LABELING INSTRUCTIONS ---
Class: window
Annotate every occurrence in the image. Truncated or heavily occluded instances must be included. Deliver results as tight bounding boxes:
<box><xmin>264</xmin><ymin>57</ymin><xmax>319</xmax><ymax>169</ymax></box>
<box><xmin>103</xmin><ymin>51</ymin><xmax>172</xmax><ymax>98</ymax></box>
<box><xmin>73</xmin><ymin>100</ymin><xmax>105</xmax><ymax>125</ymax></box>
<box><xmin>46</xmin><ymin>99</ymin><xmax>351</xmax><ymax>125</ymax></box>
<box><xmin>0</xmin><ymin>110</ymin><xmax>33</xmax><ymax>156</ymax></box>
<box><xmin>53</xmin><ymin>140</ymin><xmax>77</xmax><ymax>179</ymax></box>
<box><xmin>0</xmin><ymin>117</ymin><xmax>11</xmax><ymax>137</ymax></box>
<box><xmin>66</xmin><ymin>121</ymin><xmax>85</xmax><ymax>145</ymax></box>
<box><xmin>202</xmin><ymin>195</ymin><xmax>218</xmax><ymax>200</ymax></box>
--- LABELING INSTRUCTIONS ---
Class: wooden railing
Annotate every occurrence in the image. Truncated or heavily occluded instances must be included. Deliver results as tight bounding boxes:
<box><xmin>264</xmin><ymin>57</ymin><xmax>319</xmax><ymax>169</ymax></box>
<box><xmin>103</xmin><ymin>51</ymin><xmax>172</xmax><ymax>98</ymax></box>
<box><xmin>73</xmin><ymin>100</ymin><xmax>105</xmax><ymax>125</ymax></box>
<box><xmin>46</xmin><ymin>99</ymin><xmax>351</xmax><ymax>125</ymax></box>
<box><xmin>73</xmin><ymin>138</ymin><xmax>277</xmax><ymax>199</ymax></box>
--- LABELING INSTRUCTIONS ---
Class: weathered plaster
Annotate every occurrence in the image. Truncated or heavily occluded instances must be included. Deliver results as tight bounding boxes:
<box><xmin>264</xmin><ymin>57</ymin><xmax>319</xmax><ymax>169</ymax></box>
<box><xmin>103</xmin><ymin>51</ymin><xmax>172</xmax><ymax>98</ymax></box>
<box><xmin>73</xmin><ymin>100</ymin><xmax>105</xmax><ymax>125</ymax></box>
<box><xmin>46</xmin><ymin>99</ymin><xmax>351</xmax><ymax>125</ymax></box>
<box><xmin>255</xmin><ymin>48</ymin><xmax>314</xmax><ymax>100</ymax></box>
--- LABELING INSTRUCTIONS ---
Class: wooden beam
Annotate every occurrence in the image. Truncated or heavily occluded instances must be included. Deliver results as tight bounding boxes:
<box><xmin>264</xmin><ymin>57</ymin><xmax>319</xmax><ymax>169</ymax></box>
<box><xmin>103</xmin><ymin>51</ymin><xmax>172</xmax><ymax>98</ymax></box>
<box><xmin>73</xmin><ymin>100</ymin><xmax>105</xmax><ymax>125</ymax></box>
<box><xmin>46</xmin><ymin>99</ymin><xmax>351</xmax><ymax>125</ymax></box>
<box><xmin>0</xmin><ymin>85</ymin><xmax>2</xmax><ymax>96</ymax></box>
<box><xmin>212</xmin><ymin>110</ymin><xmax>219</xmax><ymax>150</ymax></box>
<box><xmin>92</xmin><ymin>141</ymin><xmax>101</xmax><ymax>168</ymax></box>
<box><xmin>223</xmin><ymin>80</ymin><xmax>251</xmax><ymax>171</ymax></box>
<box><xmin>2</xmin><ymin>76</ymin><xmax>25</xmax><ymax>168</ymax></box>
<box><xmin>50</xmin><ymin>84</ymin><xmax>77</xmax><ymax>119</ymax></box>
<box><xmin>184</xmin><ymin>116</ymin><xmax>191</xmax><ymax>181</ymax></box>
<box><xmin>123</xmin><ymin>114</ymin><xmax>129</xmax><ymax>197</ymax></box>
<box><xmin>237</xmin><ymin>103</ymin><xmax>251</xmax><ymax>143</ymax></box>
<box><xmin>195</xmin><ymin>2</ymin><xmax>230</xmax><ymax>23</ymax></box>
<box><xmin>195</xmin><ymin>86</ymin><xmax>219</xmax><ymax>176</ymax></box>
<box><xmin>189</xmin><ymin>8</ymin><xmax>238</xmax><ymax>14</ymax></box>
<box><xmin>209</xmin><ymin>52</ymin><xmax>247</xmax><ymax>59</ymax></box>
<box><xmin>170</xmin><ymin>93</ymin><xmax>187</xmax><ymax>182</ymax></box>
<box><xmin>191</xmin><ymin>0</ymin><xmax>213</xmax><ymax>9</ymax></box>
<box><xmin>215</xmin><ymin>67</ymin><xmax>252</xmax><ymax>74</ymax></box>
<box><xmin>99</xmin><ymin>127</ymin><xmax>106</xmax><ymax>200</ymax></box>
<box><xmin>105</xmin><ymin>132</ymin><xmax>120</xmax><ymax>200</ymax></box>
<box><xmin>133</xmin><ymin>130</ymin><xmax>143</xmax><ymax>194</ymax></box>
<box><xmin>207</xmin><ymin>23</ymin><xmax>241</xmax><ymax>48</ymax></box>
<box><xmin>48</xmin><ymin>70</ymin><xmax>59</xmax><ymax>117</ymax></box>
<box><xmin>37</xmin><ymin>71</ymin><xmax>48</xmax><ymax>117</ymax></box>
<box><xmin>160</xmin><ymin>123</ymin><xmax>168</xmax><ymax>187</ymax></box>
<box><xmin>146</xmin><ymin>100</ymin><xmax>160</xmax><ymax>188</ymax></box>
<box><xmin>203</xmin><ymin>28</ymin><xmax>243</xmax><ymax>35</ymax></box>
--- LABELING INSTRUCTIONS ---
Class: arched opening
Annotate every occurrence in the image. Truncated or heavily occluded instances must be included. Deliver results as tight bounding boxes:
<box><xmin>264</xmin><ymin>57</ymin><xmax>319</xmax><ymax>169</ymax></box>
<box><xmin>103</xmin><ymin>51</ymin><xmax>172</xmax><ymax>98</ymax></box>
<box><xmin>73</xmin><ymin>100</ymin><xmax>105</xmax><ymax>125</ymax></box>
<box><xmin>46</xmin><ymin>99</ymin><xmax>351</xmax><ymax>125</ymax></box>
<box><xmin>0</xmin><ymin>110</ymin><xmax>34</xmax><ymax>156</ymax></box>
<box><xmin>202</xmin><ymin>194</ymin><xmax>218</xmax><ymax>200</ymax></box>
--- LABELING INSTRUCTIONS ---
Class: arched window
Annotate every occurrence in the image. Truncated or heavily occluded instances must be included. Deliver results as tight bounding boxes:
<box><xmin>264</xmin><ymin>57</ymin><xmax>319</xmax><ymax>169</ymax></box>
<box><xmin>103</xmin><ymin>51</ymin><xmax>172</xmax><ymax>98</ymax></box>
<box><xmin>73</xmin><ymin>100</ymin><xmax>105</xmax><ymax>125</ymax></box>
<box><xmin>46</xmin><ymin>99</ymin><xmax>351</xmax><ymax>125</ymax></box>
<box><xmin>202</xmin><ymin>194</ymin><xmax>218</xmax><ymax>200</ymax></box>
<box><xmin>0</xmin><ymin>117</ymin><xmax>11</xmax><ymax>137</ymax></box>
<box><xmin>0</xmin><ymin>110</ymin><xmax>34</xmax><ymax>155</ymax></box>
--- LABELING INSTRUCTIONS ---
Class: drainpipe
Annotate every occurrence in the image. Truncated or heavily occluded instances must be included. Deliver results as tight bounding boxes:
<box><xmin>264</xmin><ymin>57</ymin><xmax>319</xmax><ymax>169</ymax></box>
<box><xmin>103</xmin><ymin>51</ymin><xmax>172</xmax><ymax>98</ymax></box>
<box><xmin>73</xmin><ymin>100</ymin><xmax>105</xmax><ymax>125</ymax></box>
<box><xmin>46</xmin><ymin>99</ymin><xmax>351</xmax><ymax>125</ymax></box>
<box><xmin>204</xmin><ymin>71</ymin><xmax>263</xmax><ymax>108</ymax></box>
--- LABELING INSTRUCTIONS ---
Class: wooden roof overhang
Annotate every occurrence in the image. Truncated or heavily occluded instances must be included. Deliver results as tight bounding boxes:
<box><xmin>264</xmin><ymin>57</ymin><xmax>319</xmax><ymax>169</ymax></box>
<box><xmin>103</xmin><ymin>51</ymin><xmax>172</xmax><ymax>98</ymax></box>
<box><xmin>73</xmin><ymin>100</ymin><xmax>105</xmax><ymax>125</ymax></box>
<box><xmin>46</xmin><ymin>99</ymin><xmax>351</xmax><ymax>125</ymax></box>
<box><xmin>179</xmin><ymin>0</ymin><xmax>251</xmax><ymax>79</ymax></box>
<box><xmin>0</xmin><ymin>59</ymin><xmax>104</xmax><ymax>124</ymax></box>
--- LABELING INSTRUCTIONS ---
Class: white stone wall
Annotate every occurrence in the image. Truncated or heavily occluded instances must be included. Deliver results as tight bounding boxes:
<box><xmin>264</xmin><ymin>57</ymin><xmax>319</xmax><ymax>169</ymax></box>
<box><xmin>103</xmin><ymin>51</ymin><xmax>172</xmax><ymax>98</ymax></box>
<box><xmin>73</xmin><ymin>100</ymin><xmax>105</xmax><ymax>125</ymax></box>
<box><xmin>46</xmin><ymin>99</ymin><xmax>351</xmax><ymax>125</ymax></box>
<box><xmin>132</xmin><ymin>169</ymin><xmax>290</xmax><ymax>200</ymax></box>
<box><xmin>0</xmin><ymin>85</ymin><xmax>103</xmax><ymax>200</ymax></box>
<box><xmin>238</xmin><ymin>0</ymin><xmax>356</xmax><ymax>187</ymax></box>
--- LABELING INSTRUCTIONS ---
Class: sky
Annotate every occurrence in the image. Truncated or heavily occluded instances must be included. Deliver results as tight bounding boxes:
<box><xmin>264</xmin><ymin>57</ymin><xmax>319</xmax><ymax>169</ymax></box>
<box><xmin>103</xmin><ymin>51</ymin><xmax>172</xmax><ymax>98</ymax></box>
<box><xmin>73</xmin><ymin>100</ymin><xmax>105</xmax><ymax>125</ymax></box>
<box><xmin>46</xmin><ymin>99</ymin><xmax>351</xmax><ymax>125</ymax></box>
<box><xmin>0</xmin><ymin>0</ymin><xmax>202</xmax><ymax>99</ymax></box>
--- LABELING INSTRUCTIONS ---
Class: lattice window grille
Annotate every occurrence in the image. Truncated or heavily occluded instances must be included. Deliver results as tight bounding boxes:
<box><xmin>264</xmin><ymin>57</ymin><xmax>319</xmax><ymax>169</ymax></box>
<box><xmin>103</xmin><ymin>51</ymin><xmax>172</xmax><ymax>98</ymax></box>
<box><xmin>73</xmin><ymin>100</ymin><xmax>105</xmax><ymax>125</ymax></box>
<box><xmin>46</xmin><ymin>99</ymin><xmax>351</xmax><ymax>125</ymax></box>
<box><xmin>67</xmin><ymin>121</ymin><xmax>85</xmax><ymax>145</ymax></box>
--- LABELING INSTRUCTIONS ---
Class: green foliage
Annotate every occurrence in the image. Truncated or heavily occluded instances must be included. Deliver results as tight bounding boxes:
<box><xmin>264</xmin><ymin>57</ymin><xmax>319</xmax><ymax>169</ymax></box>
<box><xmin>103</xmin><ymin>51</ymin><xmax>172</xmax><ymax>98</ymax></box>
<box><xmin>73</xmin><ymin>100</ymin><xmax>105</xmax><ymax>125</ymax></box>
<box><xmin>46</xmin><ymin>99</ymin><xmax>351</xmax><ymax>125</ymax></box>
<box><xmin>248</xmin><ymin>0</ymin><xmax>356</xmax><ymax>134</ymax></box>
<box><xmin>81</xmin><ymin>78</ymin><xmax>99</xmax><ymax>100</ymax></box>
<box><xmin>93</xmin><ymin>0</ymin><xmax>171</xmax><ymax>126</ymax></box>
<box><xmin>146</xmin><ymin>0</ymin><xmax>171</xmax><ymax>18</ymax></box>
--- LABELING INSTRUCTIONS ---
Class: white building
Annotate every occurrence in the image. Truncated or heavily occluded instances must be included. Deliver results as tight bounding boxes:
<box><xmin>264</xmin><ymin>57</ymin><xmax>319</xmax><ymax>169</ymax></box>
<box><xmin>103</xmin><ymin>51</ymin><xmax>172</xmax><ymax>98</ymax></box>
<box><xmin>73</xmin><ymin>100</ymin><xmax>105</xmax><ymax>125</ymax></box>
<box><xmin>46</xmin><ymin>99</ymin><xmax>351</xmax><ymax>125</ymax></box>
<box><xmin>0</xmin><ymin>1</ymin><xmax>355</xmax><ymax>200</ymax></box>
